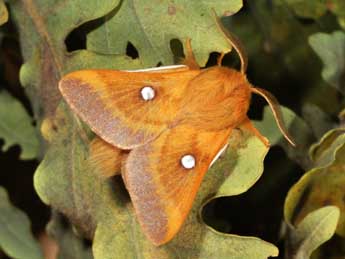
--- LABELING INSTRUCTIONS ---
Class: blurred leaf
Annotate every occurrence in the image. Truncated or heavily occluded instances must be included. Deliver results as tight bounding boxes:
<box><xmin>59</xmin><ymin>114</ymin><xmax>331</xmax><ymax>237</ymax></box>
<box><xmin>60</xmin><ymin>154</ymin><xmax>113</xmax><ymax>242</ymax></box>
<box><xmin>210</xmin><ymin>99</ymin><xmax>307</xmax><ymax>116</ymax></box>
<box><xmin>0</xmin><ymin>0</ymin><xmax>8</xmax><ymax>25</ymax></box>
<box><xmin>302</xmin><ymin>103</ymin><xmax>335</xmax><ymax>140</ymax></box>
<box><xmin>283</xmin><ymin>0</ymin><xmax>345</xmax><ymax>28</ymax></box>
<box><xmin>0</xmin><ymin>186</ymin><xmax>43</xmax><ymax>259</ymax></box>
<box><xmin>47</xmin><ymin>214</ymin><xmax>93</xmax><ymax>259</ymax></box>
<box><xmin>285</xmin><ymin>129</ymin><xmax>345</xmax><ymax>238</ymax></box>
<box><xmin>254</xmin><ymin>105</ymin><xmax>314</xmax><ymax>169</ymax></box>
<box><xmin>233</xmin><ymin>1</ymin><xmax>341</xmax><ymax>116</ymax></box>
<box><xmin>309</xmin><ymin>31</ymin><xmax>345</xmax><ymax>94</ymax></box>
<box><xmin>0</xmin><ymin>91</ymin><xmax>39</xmax><ymax>159</ymax></box>
<box><xmin>282</xmin><ymin>1</ymin><xmax>328</xmax><ymax>19</ymax></box>
<box><xmin>87</xmin><ymin>0</ymin><xmax>243</xmax><ymax>66</ymax></box>
<box><xmin>285</xmin><ymin>206</ymin><xmax>340</xmax><ymax>259</ymax></box>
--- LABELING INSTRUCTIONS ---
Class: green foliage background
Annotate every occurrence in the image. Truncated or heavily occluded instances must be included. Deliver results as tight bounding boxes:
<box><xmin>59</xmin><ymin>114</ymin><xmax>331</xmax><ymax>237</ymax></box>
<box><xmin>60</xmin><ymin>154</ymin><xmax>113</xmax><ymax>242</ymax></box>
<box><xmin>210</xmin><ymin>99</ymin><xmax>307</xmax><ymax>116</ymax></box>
<box><xmin>0</xmin><ymin>0</ymin><xmax>345</xmax><ymax>258</ymax></box>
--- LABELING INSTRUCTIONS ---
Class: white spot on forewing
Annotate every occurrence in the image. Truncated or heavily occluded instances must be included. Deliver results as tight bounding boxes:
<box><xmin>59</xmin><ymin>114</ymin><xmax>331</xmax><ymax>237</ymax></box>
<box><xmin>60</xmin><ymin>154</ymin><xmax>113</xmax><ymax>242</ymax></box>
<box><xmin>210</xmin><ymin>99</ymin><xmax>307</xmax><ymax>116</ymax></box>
<box><xmin>140</xmin><ymin>86</ymin><xmax>155</xmax><ymax>101</ymax></box>
<box><xmin>124</xmin><ymin>65</ymin><xmax>187</xmax><ymax>72</ymax></box>
<box><xmin>209</xmin><ymin>144</ymin><xmax>228</xmax><ymax>168</ymax></box>
<box><xmin>181</xmin><ymin>155</ymin><xmax>196</xmax><ymax>169</ymax></box>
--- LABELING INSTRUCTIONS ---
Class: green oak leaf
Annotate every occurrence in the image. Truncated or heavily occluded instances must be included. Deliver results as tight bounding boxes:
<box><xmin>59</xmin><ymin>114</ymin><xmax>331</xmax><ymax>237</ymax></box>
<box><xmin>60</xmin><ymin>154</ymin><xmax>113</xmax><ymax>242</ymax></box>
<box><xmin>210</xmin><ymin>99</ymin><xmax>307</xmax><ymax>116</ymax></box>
<box><xmin>0</xmin><ymin>91</ymin><xmax>39</xmax><ymax>159</ymax></box>
<box><xmin>10</xmin><ymin>0</ymin><xmax>134</xmax><ymax>117</ymax></box>
<box><xmin>0</xmin><ymin>186</ymin><xmax>43</xmax><ymax>259</ymax></box>
<box><xmin>285</xmin><ymin>128</ymin><xmax>345</xmax><ymax>238</ymax></box>
<box><xmin>283</xmin><ymin>0</ymin><xmax>345</xmax><ymax>28</ymax></box>
<box><xmin>87</xmin><ymin>0</ymin><xmax>243</xmax><ymax>67</ymax></box>
<box><xmin>285</xmin><ymin>206</ymin><xmax>340</xmax><ymax>259</ymax></box>
<box><xmin>309</xmin><ymin>31</ymin><xmax>345</xmax><ymax>95</ymax></box>
<box><xmin>10</xmin><ymin>0</ymin><xmax>243</xmax><ymax>117</ymax></box>
<box><xmin>284</xmin><ymin>128</ymin><xmax>345</xmax><ymax>258</ymax></box>
<box><xmin>309</xmin><ymin>128</ymin><xmax>345</xmax><ymax>167</ymax></box>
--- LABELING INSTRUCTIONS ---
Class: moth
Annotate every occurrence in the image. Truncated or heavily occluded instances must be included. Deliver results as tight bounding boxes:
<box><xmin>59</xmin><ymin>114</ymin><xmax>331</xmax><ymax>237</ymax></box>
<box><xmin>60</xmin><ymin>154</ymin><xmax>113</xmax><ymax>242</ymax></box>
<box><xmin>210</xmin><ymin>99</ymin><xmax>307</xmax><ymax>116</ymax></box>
<box><xmin>58</xmin><ymin>14</ymin><xmax>295</xmax><ymax>245</ymax></box>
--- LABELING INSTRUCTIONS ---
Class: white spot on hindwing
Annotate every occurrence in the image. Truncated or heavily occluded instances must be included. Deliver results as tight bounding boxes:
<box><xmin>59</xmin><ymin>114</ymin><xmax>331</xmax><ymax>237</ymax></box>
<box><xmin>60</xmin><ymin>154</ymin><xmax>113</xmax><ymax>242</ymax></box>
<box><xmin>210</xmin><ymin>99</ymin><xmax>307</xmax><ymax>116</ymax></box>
<box><xmin>140</xmin><ymin>86</ymin><xmax>155</xmax><ymax>101</ymax></box>
<box><xmin>181</xmin><ymin>154</ymin><xmax>196</xmax><ymax>169</ymax></box>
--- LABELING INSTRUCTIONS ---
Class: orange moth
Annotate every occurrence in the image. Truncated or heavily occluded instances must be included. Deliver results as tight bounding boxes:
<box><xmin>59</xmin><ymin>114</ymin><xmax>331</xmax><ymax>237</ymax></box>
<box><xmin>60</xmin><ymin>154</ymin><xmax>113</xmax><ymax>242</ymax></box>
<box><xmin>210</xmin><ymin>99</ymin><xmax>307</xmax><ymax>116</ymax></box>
<box><xmin>58</xmin><ymin>13</ymin><xmax>295</xmax><ymax>245</ymax></box>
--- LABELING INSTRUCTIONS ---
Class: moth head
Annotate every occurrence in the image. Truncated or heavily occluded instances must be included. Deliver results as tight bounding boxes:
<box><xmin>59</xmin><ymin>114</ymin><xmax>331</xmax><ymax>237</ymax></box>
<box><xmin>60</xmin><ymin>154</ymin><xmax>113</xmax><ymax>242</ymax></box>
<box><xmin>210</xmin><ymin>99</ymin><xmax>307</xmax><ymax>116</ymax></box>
<box><xmin>213</xmin><ymin>9</ymin><xmax>295</xmax><ymax>146</ymax></box>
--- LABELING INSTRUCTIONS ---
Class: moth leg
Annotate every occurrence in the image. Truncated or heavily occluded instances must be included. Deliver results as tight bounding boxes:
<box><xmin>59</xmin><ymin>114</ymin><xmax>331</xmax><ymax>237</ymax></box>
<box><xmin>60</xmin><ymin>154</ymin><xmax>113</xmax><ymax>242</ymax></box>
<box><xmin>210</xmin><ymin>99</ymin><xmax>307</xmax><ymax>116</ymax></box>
<box><xmin>239</xmin><ymin>117</ymin><xmax>270</xmax><ymax>147</ymax></box>
<box><xmin>89</xmin><ymin>137</ymin><xmax>125</xmax><ymax>178</ymax></box>
<box><xmin>182</xmin><ymin>38</ymin><xmax>200</xmax><ymax>70</ymax></box>
<box><xmin>217</xmin><ymin>52</ymin><xmax>225</xmax><ymax>66</ymax></box>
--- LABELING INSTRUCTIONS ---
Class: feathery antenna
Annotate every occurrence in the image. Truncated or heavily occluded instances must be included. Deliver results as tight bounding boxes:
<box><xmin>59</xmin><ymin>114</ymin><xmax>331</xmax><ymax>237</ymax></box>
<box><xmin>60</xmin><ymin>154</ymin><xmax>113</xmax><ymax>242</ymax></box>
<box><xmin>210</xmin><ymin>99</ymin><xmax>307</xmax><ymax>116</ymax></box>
<box><xmin>251</xmin><ymin>87</ymin><xmax>296</xmax><ymax>146</ymax></box>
